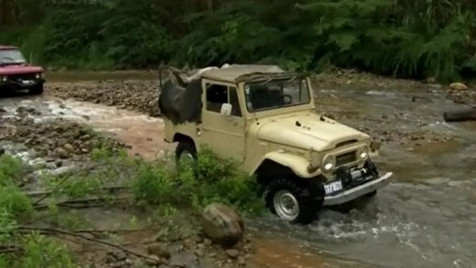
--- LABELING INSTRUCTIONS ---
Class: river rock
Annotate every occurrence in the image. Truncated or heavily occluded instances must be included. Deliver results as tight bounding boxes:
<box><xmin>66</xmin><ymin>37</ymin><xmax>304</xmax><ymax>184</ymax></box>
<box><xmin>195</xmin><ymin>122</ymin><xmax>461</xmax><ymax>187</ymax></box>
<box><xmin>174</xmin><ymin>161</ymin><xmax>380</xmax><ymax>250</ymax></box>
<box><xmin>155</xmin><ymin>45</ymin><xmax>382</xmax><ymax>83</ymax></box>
<box><xmin>147</xmin><ymin>243</ymin><xmax>171</xmax><ymax>259</ymax></box>
<box><xmin>64</xmin><ymin>143</ymin><xmax>75</xmax><ymax>152</ymax></box>
<box><xmin>238</xmin><ymin>256</ymin><xmax>246</xmax><ymax>265</ymax></box>
<box><xmin>449</xmin><ymin>82</ymin><xmax>468</xmax><ymax>91</ymax></box>
<box><xmin>54</xmin><ymin>147</ymin><xmax>69</xmax><ymax>159</ymax></box>
<box><xmin>202</xmin><ymin>203</ymin><xmax>244</xmax><ymax>248</ymax></box>
<box><xmin>225</xmin><ymin>249</ymin><xmax>240</xmax><ymax>259</ymax></box>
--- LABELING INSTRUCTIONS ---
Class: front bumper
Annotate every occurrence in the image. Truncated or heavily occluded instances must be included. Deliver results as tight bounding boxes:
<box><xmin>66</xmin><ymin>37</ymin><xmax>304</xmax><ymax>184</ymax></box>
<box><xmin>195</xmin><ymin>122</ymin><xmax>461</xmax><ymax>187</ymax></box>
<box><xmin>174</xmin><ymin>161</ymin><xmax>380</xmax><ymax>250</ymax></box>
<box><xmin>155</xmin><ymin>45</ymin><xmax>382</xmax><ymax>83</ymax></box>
<box><xmin>323</xmin><ymin>172</ymin><xmax>393</xmax><ymax>206</ymax></box>
<box><xmin>0</xmin><ymin>78</ymin><xmax>44</xmax><ymax>90</ymax></box>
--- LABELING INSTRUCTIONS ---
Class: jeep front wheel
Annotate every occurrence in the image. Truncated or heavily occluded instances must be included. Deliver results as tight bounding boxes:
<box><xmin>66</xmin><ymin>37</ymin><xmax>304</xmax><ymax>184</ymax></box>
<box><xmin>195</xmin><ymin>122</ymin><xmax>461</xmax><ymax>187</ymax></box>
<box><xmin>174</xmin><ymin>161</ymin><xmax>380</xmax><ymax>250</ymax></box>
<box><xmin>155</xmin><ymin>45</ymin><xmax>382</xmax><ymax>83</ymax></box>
<box><xmin>265</xmin><ymin>178</ymin><xmax>322</xmax><ymax>224</ymax></box>
<box><xmin>29</xmin><ymin>83</ymin><xmax>44</xmax><ymax>95</ymax></box>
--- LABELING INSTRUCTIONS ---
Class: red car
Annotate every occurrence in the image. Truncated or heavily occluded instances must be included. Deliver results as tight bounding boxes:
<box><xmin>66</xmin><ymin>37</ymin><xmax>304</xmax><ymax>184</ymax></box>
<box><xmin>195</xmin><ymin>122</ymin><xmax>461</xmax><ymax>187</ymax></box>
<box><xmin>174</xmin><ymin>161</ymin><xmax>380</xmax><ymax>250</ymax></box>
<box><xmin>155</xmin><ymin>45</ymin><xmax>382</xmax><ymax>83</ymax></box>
<box><xmin>0</xmin><ymin>45</ymin><xmax>45</xmax><ymax>95</ymax></box>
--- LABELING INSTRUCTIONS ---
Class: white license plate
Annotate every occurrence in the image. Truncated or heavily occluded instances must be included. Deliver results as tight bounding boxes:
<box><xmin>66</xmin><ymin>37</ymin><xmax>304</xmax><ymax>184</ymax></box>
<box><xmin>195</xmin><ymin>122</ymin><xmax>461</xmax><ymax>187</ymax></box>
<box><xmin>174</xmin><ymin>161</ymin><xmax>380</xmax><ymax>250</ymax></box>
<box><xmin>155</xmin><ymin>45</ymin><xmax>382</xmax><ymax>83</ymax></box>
<box><xmin>21</xmin><ymin>80</ymin><xmax>34</xmax><ymax>85</ymax></box>
<box><xmin>325</xmin><ymin>180</ymin><xmax>343</xmax><ymax>195</ymax></box>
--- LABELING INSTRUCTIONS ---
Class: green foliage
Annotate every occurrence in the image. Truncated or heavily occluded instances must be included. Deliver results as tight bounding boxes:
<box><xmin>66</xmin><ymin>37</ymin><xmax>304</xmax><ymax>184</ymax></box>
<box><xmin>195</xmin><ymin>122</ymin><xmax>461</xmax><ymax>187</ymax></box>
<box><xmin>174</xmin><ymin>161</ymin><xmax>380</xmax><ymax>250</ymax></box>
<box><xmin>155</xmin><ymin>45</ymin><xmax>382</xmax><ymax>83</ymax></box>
<box><xmin>132</xmin><ymin>148</ymin><xmax>263</xmax><ymax>215</ymax></box>
<box><xmin>18</xmin><ymin>233</ymin><xmax>75</xmax><ymax>268</ymax></box>
<box><xmin>0</xmin><ymin>155</ymin><xmax>26</xmax><ymax>186</ymax></box>
<box><xmin>49</xmin><ymin>175</ymin><xmax>103</xmax><ymax>199</ymax></box>
<box><xmin>132</xmin><ymin>161</ymin><xmax>180</xmax><ymax>206</ymax></box>
<box><xmin>2</xmin><ymin>0</ymin><xmax>476</xmax><ymax>79</ymax></box>
<box><xmin>0</xmin><ymin>186</ymin><xmax>33</xmax><ymax>219</ymax></box>
<box><xmin>193</xmin><ymin>148</ymin><xmax>263</xmax><ymax>213</ymax></box>
<box><xmin>0</xmin><ymin>209</ymin><xmax>17</xmax><ymax>243</ymax></box>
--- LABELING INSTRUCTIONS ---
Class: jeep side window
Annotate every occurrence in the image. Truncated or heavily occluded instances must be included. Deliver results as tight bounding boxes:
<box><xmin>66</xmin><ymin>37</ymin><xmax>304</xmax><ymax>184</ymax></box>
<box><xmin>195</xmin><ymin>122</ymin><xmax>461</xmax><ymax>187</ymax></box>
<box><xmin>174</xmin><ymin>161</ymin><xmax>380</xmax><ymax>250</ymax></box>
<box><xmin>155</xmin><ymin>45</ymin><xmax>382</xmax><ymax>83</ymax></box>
<box><xmin>206</xmin><ymin>84</ymin><xmax>228</xmax><ymax>113</ymax></box>
<box><xmin>206</xmin><ymin>84</ymin><xmax>242</xmax><ymax>117</ymax></box>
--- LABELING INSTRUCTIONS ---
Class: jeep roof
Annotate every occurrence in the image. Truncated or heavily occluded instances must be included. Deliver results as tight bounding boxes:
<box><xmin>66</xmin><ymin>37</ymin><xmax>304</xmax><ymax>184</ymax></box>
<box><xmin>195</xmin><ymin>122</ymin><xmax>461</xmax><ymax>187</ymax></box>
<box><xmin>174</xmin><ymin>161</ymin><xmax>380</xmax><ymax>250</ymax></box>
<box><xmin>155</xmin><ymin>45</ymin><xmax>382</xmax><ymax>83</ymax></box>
<box><xmin>200</xmin><ymin>64</ymin><xmax>296</xmax><ymax>83</ymax></box>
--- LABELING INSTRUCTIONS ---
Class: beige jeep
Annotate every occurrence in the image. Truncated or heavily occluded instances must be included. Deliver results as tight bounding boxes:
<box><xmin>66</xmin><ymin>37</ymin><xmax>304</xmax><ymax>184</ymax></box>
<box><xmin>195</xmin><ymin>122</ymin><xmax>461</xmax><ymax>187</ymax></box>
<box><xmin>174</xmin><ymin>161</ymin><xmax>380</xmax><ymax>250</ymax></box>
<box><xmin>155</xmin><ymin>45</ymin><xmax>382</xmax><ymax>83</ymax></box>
<box><xmin>159</xmin><ymin>64</ymin><xmax>393</xmax><ymax>224</ymax></box>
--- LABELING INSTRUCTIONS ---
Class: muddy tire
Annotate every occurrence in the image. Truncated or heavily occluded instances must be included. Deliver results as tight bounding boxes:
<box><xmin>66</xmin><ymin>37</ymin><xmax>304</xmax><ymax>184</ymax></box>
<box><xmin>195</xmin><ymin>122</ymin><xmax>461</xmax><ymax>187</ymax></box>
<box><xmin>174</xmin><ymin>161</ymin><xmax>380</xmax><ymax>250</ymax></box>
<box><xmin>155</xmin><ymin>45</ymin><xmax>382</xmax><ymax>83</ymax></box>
<box><xmin>265</xmin><ymin>177</ymin><xmax>323</xmax><ymax>225</ymax></box>
<box><xmin>29</xmin><ymin>84</ymin><xmax>44</xmax><ymax>95</ymax></box>
<box><xmin>365</xmin><ymin>190</ymin><xmax>377</xmax><ymax>198</ymax></box>
<box><xmin>175</xmin><ymin>141</ymin><xmax>197</xmax><ymax>169</ymax></box>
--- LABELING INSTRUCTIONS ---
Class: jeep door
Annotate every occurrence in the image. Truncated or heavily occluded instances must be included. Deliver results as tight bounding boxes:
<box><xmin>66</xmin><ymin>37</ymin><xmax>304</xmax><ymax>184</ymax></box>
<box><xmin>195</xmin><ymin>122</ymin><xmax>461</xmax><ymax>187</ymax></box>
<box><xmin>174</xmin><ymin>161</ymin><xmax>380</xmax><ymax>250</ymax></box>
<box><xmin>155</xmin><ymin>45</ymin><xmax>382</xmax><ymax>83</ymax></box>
<box><xmin>200</xmin><ymin>80</ymin><xmax>245</xmax><ymax>162</ymax></box>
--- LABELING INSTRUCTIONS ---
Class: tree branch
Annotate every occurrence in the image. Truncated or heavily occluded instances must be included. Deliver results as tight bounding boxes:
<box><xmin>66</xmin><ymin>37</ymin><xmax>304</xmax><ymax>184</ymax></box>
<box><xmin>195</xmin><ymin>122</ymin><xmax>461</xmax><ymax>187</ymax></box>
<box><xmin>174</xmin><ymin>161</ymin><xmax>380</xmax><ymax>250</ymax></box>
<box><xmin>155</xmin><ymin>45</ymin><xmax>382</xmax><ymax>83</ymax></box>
<box><xmin>17</xmin><ymin>227</ymin><xmax>173</xmax><ymax>267</ymax></box>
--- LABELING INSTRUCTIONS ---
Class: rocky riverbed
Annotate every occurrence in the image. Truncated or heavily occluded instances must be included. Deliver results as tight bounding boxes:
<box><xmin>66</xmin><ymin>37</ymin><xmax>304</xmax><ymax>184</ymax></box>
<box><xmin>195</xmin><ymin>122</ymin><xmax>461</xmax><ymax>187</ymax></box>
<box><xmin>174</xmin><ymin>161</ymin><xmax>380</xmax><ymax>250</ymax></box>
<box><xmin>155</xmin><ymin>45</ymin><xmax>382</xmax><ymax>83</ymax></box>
<box><xmin>1</xmin><ymin>69</ymin><xmax>476</xmax><ymax>268</ymax></box>
<box><xmin>47</xmin><ymin>79</ymin><xmax>161</xmax><ymax>116</ymax></box>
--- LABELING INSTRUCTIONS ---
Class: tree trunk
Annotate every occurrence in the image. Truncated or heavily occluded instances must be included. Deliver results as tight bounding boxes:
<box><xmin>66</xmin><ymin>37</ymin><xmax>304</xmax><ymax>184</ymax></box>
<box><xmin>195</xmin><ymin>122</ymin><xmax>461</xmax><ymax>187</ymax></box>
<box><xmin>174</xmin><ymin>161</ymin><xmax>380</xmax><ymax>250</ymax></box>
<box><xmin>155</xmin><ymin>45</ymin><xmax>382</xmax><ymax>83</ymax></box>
<box><xmin>443</xmin><ymin>106</ymin><xmax>476</xmax><ymax>122</ymax></box>
<box><xmin>0</xmin><ymin>0</ymin><xmax>6</xmax><ymax>25</ymax></box>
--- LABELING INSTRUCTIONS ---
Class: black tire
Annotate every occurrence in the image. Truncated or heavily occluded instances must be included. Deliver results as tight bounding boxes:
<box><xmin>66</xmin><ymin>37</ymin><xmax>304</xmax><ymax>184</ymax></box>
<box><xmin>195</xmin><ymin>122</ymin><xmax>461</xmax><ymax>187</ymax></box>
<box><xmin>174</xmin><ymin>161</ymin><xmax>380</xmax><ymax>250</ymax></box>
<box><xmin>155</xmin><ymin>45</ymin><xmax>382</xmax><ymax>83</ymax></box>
<box><xmin>365</xmin><ymin>190</ymin><xmax>377</xmax><ymax>198</ymax></box>
<box><xmin>29</xmin><ymin>83</ymin><xmax>44</xmax><ymax>95</ymax></box>
<box><xmin>175</xmin><ymin>141</ymin><xmax>197</xmax><ymax>169</ymax></box>
<box><xmin>265</xmin><ymin>177</ymin><xmax>323</xmax><ymax>225</ymax></box>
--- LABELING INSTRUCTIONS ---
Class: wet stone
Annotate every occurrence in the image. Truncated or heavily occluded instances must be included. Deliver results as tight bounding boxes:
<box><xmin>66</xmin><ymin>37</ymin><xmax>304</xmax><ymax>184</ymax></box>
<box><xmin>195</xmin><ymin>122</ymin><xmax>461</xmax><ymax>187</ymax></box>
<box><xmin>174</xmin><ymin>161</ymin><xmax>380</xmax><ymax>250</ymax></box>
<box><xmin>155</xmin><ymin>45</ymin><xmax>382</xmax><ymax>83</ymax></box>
<box><xmin>237</xmin><ymin>256</ymin><xmax>246</xmax><ymax>266</ymax></box>
<box><xmin>225</xmin><ymin>249</ymin><xmax>239</xmax><ymax>259</ymax></box>
<box><xmin>64</xmin><ymin>143</ymin><xmax>75</xmax><ymax>152</ymax></box>
<box><xmin>147</xmin><ymin>243</ymin><xmax>171</xmax><ymax>259</ymax></box>
<box><xmin>145</xmin><ymin>255</ymin><xmax>160</xmax><ymax>266</ymax></box>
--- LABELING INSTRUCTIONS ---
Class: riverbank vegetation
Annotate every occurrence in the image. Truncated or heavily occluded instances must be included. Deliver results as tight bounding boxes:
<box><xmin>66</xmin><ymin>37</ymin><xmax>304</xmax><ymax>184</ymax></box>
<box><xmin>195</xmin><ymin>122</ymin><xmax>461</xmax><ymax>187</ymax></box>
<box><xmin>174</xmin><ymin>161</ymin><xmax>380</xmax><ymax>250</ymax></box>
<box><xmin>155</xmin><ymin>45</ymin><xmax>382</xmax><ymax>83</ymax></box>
<box><xmin>1</xmin><ymin>0</ymin><xmax>475</xmax><ymax>80</ymax></box>
<box><xmin>0</xmin><ymin>145</ymin><xmax>262</xmax><ymax>266</ymax></box>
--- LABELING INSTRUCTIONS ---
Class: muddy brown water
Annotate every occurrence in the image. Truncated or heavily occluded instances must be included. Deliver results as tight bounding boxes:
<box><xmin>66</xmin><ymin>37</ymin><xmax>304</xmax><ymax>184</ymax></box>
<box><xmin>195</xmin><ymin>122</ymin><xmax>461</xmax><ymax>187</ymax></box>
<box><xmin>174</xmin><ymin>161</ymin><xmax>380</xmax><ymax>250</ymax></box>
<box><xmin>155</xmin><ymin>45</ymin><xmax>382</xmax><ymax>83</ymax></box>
<box><xmin>1</xmin><ymin>72</ymin><xmax>476</xmax><ymax>268</ymax></box>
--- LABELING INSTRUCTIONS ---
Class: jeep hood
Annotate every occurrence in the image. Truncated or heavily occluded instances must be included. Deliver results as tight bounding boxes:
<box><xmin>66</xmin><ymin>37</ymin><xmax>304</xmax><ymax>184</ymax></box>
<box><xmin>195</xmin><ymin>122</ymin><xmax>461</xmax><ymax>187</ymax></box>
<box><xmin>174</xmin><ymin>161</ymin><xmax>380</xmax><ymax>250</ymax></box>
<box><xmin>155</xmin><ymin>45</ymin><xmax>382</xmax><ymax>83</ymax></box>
<box><xmin>257</xmin><ymin>115</ymin><xmax>370</xmax><ymax>151</ymax></box>
<box><xmin>0</xmin><ymin>64</ymin><xmax>44</xmax><ymax>76</ymax></box>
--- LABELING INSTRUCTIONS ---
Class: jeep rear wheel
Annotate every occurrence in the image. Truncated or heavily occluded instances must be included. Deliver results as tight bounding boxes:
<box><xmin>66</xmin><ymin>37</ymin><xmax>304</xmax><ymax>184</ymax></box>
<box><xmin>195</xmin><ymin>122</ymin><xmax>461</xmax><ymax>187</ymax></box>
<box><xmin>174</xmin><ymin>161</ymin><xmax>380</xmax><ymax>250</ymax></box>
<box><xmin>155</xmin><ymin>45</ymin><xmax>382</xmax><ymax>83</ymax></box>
<box><xmin>265</xmin><ymin>178</ymin><xmax>323</xmax><ymax>224</ymax></box>
<box><xmin>175</xmin><ymin>141</ymin><xmax>196</xmax><ymax>169</ymax></box>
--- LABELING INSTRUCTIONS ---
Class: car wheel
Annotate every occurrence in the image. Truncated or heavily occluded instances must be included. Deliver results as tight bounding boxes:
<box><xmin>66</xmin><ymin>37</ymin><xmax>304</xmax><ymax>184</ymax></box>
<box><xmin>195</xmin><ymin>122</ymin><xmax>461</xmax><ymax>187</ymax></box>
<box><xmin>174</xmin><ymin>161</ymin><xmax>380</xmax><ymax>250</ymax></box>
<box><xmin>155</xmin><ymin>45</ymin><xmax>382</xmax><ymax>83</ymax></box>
<box><xmin>29</xmin><ymin>84</ymin><xmax>44</xmax><ymax>95</ymax></box>
<box><xmin>175</xmin><ymin>141</ymin><xmax>196</xmax><ymax>169</ymax></box>
<box><xmin>365</xmin><ymin>190</ymin><xmax>377</xmax><ymax>198</ymax></box>
<box><xmin>265</xmin><ymin>178</ymin><xmax>322</xmax><ymax>224</ymax></box>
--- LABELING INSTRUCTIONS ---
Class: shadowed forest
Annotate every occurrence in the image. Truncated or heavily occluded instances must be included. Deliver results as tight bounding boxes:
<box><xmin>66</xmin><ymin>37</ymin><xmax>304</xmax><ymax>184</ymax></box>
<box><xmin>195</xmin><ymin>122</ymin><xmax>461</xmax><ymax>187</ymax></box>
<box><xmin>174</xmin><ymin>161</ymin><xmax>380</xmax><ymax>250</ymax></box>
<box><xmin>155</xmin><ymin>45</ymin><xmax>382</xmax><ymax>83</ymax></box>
<box><xmin>1</xmin><ymin>0</ymin><xmax>476</xmax><ymax>80</ymax></box>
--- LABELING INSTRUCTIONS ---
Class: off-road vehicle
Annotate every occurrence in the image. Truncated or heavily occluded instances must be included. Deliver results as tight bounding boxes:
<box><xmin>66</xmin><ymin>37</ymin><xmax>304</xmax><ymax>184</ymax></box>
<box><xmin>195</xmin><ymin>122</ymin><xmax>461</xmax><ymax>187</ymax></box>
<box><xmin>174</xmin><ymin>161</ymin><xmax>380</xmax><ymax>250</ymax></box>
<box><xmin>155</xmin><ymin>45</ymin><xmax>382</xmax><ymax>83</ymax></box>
<box><xmin>0</xmin><ymin>45</ymin><xmax>45</xmax><ymax>95</ymax></box>
<box><xmin>159</xmin><ymin>64</ymin><xmax>393</xmax><ymax>224</ymax></box>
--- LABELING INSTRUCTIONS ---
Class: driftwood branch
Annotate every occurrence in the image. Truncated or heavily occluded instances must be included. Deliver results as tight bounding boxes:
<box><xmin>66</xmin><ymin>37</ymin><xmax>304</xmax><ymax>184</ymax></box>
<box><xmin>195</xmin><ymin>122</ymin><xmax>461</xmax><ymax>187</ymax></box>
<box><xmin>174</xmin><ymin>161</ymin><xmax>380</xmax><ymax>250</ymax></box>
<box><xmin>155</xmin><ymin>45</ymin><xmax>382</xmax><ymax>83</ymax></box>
<box><xmin>26</xmin><ymin>186</ymin><xmax>129</xmax><ymax>198</ymax></box>
<box><xmin>17</xmin><ymin>227</ymin><xmax>173</xmax><ymax>267</ymax></box>
<box><xmin>32</xmin><ymin>163</ymin><xmax>103</xmax><ymax>206</ymax></box>
<box><xmin>444</xmin><ymin>106</ymin><xmax>476</xmax><ymax>122</ymax></box>
<box><xmin>0</xmin><ymin>245</ymin><xmax>22</xmax><ymax>254</ymax></box>
<box><xmin>33</xmin><ymin>195</ymin><xmax>129</xmax><ymax>210</ymax></box>
<box><xmin>72</xmin><ymin>227</ymin><xmax>151</xmax><ymax>234</ymax></box>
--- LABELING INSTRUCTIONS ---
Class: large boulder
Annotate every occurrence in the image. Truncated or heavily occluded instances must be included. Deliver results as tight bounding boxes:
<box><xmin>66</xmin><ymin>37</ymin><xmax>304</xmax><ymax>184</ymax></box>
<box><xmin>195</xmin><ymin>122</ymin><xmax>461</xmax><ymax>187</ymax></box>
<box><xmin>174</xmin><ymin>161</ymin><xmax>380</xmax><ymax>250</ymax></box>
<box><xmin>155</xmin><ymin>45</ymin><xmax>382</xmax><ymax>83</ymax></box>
<box><xmin>449</xmin><ymin>82</ymin><xmax>469</xmax><ymax>91</ymax></box>
<box><xmin>202</xmin><ymin>203</ymin><xmax>244</xmax><ymax>248</ymax></box>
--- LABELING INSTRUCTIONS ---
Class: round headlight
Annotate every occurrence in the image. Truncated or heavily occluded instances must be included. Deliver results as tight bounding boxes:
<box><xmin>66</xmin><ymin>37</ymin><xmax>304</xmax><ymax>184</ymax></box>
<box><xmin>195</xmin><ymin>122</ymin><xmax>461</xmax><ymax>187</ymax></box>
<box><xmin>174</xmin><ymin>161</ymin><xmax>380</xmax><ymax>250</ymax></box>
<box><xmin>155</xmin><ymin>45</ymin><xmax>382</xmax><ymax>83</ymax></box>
<box><xmin>1</xmin><ymin>76</ymin><xmax>6</xmax><ymax>82</ymax></box>
<box><xmin>35</xmin><ymin>73</ymin><xmax>41</xmax><ymax>79</ymax></box>
<box><xmin>358</xmin><ymin>147</ymin><xmax>370</xmax><ymax>160</ymax></box>
<box><xmin>321</xmin><ymin>155</ymin><xmax>335</xmax><ymax>172</ymax></box>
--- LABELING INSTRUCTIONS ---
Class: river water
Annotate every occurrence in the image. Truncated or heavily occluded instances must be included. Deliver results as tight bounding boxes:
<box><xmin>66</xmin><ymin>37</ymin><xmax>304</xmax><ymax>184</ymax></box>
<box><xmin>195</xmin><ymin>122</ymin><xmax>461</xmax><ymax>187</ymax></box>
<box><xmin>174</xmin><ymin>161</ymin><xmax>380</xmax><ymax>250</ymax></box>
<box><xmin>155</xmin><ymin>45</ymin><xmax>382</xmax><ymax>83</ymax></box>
<box><xmin>251</xmin><ymin>86</ymin><xmax>476</xmax><ymax>268</ymax></box>
<box><xmin>1</xmin><ymin>72</ymin><xmax>475</xmax><ymax>268</ymax></box>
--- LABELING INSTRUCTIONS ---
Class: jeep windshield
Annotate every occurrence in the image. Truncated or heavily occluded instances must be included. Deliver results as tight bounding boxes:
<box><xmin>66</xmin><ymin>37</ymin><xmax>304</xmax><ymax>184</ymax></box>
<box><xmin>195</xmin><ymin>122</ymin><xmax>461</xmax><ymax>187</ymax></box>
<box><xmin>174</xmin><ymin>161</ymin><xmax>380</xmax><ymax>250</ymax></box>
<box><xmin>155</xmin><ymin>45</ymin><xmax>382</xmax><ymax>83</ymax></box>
<box><xmin>0</xmin><ymin>49</ymin><xmax>26</xmax><ymax>66</ymax></box>
<box><xmin>244</xmin><ymin>78</ymin><xmax>311</xmax><ymax>112</ymax></box>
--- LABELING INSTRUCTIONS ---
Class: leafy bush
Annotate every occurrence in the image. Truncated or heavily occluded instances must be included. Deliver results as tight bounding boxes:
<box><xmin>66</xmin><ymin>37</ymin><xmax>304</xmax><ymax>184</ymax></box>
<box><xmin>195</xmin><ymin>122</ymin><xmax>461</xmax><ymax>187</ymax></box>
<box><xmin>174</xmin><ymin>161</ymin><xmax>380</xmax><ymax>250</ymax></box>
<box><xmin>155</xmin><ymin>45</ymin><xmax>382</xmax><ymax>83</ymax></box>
<box><xmin>0</xmin><ymin>186</ymin><xmax>33</xmax><ymax>218</ymax></box>
<box><xmin>0</xmin><ymin>155</ymin><xmax>26</xmax><ymax>186</ymax></box>
<box><xmin>18</xmin><ymin>233</ymin><xmax>75</xmax><ymax>268</ymax></box>
<box><xmin>132</xmin><ymin>162</ymin><xmax>181</xmax><ymax>206</ymax></box>
<box><xmin>132</xmin><ymin>148</ymin><xmax>263</xmax><ymax>215</ymax></box>
<box><xmin>193</xmin><ymin>148</ymin><xmax>263</xmax><ymax>213</ymax></box>
<box><xmin>0</xmin><ymin>209</ymin><xmax>17</xmax><ymax>243</ymax></box>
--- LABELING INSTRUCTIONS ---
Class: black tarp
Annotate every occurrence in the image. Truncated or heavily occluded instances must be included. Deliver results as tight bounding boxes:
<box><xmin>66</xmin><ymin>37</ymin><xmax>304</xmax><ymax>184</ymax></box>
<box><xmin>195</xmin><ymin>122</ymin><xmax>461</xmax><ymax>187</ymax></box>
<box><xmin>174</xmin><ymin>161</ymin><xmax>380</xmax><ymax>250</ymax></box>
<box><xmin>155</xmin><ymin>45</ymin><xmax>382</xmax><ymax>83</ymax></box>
<box><xmin>158</xmin><ymin>76</ymin><xmax>202</xmax><ymax>125</ymax></box>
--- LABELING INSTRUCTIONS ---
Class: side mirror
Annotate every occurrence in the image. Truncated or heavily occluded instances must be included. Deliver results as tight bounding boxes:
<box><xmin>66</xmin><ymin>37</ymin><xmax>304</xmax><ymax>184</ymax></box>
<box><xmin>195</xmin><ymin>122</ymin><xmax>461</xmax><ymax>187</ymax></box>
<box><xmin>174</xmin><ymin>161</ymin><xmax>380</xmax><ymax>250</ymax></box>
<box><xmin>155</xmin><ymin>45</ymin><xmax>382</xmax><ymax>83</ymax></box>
<box><xmin>220</xmin><ymin>103</ymin><xmax>232</xmax><ymax>116</ymax></box>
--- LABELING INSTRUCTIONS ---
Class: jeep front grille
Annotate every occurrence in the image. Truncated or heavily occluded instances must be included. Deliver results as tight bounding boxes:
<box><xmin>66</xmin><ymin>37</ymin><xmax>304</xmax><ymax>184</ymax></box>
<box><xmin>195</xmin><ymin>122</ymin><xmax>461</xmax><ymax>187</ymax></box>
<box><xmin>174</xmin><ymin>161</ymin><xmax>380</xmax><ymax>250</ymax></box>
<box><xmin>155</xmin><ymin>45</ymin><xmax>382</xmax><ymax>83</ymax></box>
<box><xmin>336</xmin><ymin>151</ymin><xmax>356</xmax><ymax>166</ymax></box>
<box><xmin>8</xmin><ymin>73</ymin><xmax>36</xmax><ymax>81</ymax></box>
